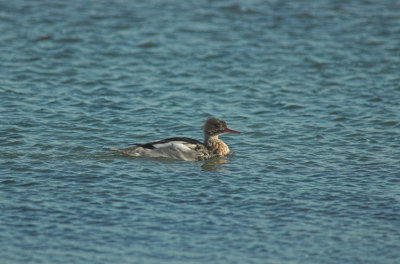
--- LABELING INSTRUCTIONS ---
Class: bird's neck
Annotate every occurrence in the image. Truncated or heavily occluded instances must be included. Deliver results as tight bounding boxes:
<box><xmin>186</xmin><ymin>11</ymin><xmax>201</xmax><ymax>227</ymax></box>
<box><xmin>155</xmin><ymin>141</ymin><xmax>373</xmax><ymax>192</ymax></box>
<box><xmin>204</xmin><ymin>134</ymin><xmax>219</xmax><ymax>146</ymax></box>
<box><xmin>204</xmin><ymin>134</ymin><xmax>229</xmax><ymax>156</ymax></box>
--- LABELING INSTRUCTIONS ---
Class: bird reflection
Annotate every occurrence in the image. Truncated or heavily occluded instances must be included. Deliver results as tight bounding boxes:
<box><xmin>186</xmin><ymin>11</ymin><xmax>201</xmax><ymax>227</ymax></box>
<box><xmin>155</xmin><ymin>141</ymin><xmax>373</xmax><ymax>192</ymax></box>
<box><xmin>201</xmin><ymin>157</ymin><xmax>227</xmax><ymax>171</ymax></box>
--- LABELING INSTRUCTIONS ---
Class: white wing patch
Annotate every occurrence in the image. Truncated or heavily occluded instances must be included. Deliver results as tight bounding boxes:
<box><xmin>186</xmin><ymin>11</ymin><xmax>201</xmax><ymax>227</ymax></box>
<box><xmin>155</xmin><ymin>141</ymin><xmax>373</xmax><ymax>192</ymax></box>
<box><xmin>152</xmin><ymin>141</ymin><xmax>193</xmax><ymax>152</ymax></box>
<box><xmin>135</xmin><ymin>141</ymin><xmax>199</xmax><ymax>161</ymax></box>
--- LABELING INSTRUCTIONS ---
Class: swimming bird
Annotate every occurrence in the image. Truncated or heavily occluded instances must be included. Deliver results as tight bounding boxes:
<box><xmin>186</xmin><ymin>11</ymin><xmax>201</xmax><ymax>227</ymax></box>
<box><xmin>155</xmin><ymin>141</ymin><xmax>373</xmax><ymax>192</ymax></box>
<box><xmin>109</xmin><ymin>117</ymin><xmax>241</xmax><ymax>161</ymax></box>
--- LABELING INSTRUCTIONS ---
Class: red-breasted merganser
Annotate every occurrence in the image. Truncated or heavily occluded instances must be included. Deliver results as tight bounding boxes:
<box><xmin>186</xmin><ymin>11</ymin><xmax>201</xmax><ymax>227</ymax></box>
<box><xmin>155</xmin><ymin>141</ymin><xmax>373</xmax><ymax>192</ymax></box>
<box><xmin>109</xmin><ymin>117</ymin><xmax>241</xmax><ymax>161</ymax></box>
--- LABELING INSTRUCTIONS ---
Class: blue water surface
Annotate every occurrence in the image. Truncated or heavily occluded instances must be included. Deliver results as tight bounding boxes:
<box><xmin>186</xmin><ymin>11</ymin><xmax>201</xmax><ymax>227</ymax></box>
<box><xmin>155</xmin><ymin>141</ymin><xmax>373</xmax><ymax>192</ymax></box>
<box><xmin>1</xmin><ymin>0</ymin><xmax>400</xmax><ymax>263</ymax></box>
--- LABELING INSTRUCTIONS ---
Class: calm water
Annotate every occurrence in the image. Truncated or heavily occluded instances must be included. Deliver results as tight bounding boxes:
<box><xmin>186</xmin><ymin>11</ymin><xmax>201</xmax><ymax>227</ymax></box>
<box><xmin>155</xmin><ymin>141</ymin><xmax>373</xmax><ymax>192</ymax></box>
<box><xmin>1</xmin><ymin>0</ymin><xmax>400</xmax><ymax>263</ymax></box>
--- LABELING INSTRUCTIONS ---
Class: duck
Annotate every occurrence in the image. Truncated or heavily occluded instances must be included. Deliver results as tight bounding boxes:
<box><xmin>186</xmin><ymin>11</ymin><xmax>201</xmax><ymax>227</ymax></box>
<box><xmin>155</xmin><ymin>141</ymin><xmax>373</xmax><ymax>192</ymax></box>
<box><xmin>109</xmin><ymin>117</ymin><xmax>241</xmax><ymax>161</ymax></box>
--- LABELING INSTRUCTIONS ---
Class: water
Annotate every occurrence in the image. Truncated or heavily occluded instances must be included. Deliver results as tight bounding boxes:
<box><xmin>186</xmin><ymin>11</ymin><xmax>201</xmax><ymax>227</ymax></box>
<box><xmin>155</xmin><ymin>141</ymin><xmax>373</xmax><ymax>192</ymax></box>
<box><xmin>1</xmin><ymin>0</ymin><xmax>400</xmax><ymax>263</ymax></box>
